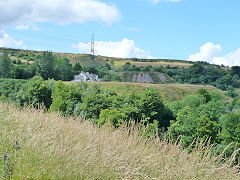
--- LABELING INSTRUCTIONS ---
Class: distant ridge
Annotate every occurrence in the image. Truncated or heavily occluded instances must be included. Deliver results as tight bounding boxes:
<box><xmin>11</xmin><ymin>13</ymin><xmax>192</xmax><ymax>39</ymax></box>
<box><xmin>0</xmin><ymin>47</ymin><xmax>189</xmax><ymax>64</ymax></box>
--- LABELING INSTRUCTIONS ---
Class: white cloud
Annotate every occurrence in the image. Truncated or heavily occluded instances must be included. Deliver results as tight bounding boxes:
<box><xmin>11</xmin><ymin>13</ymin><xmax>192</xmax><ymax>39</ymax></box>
<box><xmin>188</xmin><ymin>42</ymin><xmax>240</xmax><ymax>66</ymax></box>
<box><xmin>0</xmin><ymin>30</ymin><xmax>23</xmax><ymax>47</ymax></box>
<box><xmin>188</xmin><ymin>42</ymin><xmax>222</xmax><ymax>62</ymax></box>
<box><xmin>0</xmin><ymin>0</ymin><xmax>120</xmax><ymax>26</ymax></box>
<box><xmin>150</xmin><ymin>0</ymin><xmax>182</xmax><ymax>4</ymax></box>
<box><xmin>73</xmin><ymin>38</ymin><xmax>154</xmax><ymax>58</ymax></box>
<box><xmin>16</xmin><ymin>24</ymin><xmax>30</xmax><ymax>30</ymax></box>
<box><xmin>212</xmin><ymin>49</ymin><xmax>240</xmax><ymax>67</ymax></box>
<box><xmin>15</xmin><ymin>24</ymin><xmax>42</xmax><ymax>31</ymax></box>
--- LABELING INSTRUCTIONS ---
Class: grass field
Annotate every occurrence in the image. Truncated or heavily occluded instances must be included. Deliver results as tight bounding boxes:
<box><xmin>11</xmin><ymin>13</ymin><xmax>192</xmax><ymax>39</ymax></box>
<box><xmin>0</xmin><ymin>102</ymin><xmax>239</xmax><ymax>179</ymax></box>
<box><xmin>114</xmin><ymin>60</ymin><xmax>193</xmax><ymax>68</ymax></box>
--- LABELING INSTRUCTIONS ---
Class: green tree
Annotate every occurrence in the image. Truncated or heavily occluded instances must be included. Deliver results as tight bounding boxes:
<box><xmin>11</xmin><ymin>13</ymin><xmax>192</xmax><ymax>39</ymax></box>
<box><xmin>169</xmin><ymin>106</ymin><xmax>197</xmax><ymax>146</ymax></box>
<box><xmin>50</xmin><ymin>81</ymin><xmax>82</xmax><ymax>115</ymax></box>
<box><xmin>122</xmin><ymin>62</ymin><xmax>131</xmax><ymax>71</ymax></box>
<box><xmin>168</xmin><ymin>91</ymin><xmax>225</xmax><ymax>147</ymax></box>
<box><xmin>197</xmin><ymin>88</ymin><xmax>211</xmax><ymax>103</ymax></box>
<box><xmin>38</xmin><ymin>51</ymin><xmax>54</xmax><ymax>80</ymax></box>
<box><xmin>225</xmin><ymin>86</ymin><xmax>238</xmax><ymax>98</ymax></box>
<box><xmin>188</xmin><ymin>63</ymin><xmax>205</xmax><ymax>77</ymax></box>
<box><xmin>231</xmin><ymin>66</ymin><xmax>240</xmax><ymax>77</ymax></box>
<box><xmin>98</xmin><ymin>109</ymin><xmax>126</xmax><ymax>127</ymax></box>
<box><xmin>0</xmin><ymin>51</ymin><xmax>11</xmax><ymax>78</ymax></box>
<box><xmin>54</xmin><ymin>57</ymin><xmax>74</xmax><ymax>81</ymax></box>
<box><xmin>78</xmin><ymin>84</ymin><xmax>110</xmax><ymax>119</ymax></box>
<box><xmin>10</xmin><ymin>63</ymin><xmax>35</xmax><ymax>79</ymax></box>
<box><xmin>120</xmin><ymin>88</ymin><xmax>173</xmax><ymax>130</ymax></box>
<box><xmin>196</xmin><ymin>115</ymin><xmax>219</xmax><ymax>142</ymax></box>
<box><xmin>215</xmin><ymin>74</ymin><xmax>233</xmax><ymax>90</ymax></box>
<box><xmin>138</xmin><ymin>88</ymin><xmax>168</xmax><ymax>126</ymax></box>
<box><xmin>16</xmin><ymin>76</ymin><xmax>52</xmax><ymax>108</ymax></box>
<box><xmin>220</xmin><ymin>110</ymin><xmax>240</xmax><ymax>144</ymax></box>
<box><xmin>73</xmin><ymin>63</ymin><xmax>82</xmax><ymax>74</ymax></box>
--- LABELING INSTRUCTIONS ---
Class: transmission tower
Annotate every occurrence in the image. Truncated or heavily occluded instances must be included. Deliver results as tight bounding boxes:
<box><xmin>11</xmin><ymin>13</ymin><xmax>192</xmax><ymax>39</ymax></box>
<box><xmin>90</xmin><ymin>34</ymin><xmax>95</xmax><ymax>66</ymax></box>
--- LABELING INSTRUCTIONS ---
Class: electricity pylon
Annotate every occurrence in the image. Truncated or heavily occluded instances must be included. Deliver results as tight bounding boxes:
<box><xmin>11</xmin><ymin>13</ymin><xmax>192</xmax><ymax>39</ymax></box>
<box><xmin>90</xmin><ymin>34</ymin><xmax>95</xmax><ymax>66</ymax></box>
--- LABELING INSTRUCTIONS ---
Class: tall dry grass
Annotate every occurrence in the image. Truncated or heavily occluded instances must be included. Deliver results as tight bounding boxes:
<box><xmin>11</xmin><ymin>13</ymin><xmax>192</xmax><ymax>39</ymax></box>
<box><xmin>0</xmin><ymin>102</ymin><xmax>239</xmax><ymax>179</ymax></box>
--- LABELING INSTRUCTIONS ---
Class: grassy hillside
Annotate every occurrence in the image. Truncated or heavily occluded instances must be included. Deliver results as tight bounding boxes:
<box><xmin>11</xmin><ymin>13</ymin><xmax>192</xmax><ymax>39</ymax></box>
<box><xmin>54</xmin><ymin>53</ymin><xmax>107</xmax><ymax>66</ymax></box>
<box><xmin>113</xmin><ymin>59</ymin><xmax>193</xmax><ymax>68</ymax></box>
<box><xmin>1</xmin><ymin>47</ymin><xmax>230</xmax><ymax>71</ymax></box>
<box><xmin>0</xmin><ymin>102</ymin><xmax>239</xmax><ymax>179</ymax></box>
<box><xmin>83</xmin><ymin>82</ymin><xmax>227</xmax><ymax>102</ymax></box>
<box><xmin>0</xmin><ymin>47</ymin><xmax>193</xmax><ymax>67</ymax></box>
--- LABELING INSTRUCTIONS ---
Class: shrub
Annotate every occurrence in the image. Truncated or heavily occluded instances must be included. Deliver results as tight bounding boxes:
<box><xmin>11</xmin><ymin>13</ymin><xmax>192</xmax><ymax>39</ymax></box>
<box><xmin>98</xmin><ymin>109</ymin><xmax>126</xmax><ymax>127</ymax></box>
<box><xmin>16</xmin><ymin>76</ymin><xmax>52</xmax><ymax>108</ymax></box>
<box><xmin>50</xmin><ymin>81</ymin><xmax>82</xmax><ymax>116</ymax></box>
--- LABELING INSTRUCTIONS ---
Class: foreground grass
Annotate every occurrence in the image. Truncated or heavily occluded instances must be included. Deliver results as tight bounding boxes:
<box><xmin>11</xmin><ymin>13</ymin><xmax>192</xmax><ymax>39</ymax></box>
<box><xmin>0</xmin><ymin>103</ymin><xmax>239</xmax><ymax>179</ymax></box>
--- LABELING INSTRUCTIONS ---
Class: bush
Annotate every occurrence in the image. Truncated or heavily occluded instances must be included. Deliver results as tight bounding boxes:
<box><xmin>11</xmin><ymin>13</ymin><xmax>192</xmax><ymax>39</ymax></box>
<box><xmin>98</xmin><ymin>109</ymin><xmax>126</xmax><ymax>127</ymax></box>
<box><xmin>168</xmin><ymin>90</ymin><xmax>226</xmax><ymax>147</ymax></box>
<box><xmin>50</xmin><ymin>81</ymin><xmax>82</xmax><ymax>116</ymax></box>
<box><xmin>220</xmin><ymin>110</ymin><xmax>240</xmax><ymax>144</ymax></box>
<box><xmin>16</xmin><ymin>76</ymin><xmax>52</xmax><ymax>108</ymax></box>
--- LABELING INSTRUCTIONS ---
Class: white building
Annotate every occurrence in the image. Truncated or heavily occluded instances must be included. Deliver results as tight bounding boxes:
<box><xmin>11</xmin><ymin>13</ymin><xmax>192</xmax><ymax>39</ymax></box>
<box><xmin>72</xmin><ymin>72</ymin><xmax>100</xmax><ymax>82</ymax></box>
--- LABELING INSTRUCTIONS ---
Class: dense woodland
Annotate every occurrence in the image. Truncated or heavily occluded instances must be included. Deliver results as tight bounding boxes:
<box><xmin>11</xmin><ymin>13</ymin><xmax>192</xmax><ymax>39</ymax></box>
<box><xmin>1</xmin><ymin>50</ymin><xmax>240</xmax><ymax>160</ymax></box>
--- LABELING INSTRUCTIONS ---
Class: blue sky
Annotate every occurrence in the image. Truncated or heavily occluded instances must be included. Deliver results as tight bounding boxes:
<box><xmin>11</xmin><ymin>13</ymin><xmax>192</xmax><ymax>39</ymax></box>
<box><xmin>1</xmin><ymin>0</ymin><xmax>240</xmax><ymax>66</ymax></box>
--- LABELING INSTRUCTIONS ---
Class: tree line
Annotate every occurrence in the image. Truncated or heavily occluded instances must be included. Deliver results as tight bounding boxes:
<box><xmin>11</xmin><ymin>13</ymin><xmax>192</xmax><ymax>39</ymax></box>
<box><xmin>0</xmin><ymin>51</ymin><xmax>82</xmax><ymax>80</ymax></box>
<box><xmin>0</xmin><ymin>51</ymin><xmax>121</xmax><ymax>82</ymax></box>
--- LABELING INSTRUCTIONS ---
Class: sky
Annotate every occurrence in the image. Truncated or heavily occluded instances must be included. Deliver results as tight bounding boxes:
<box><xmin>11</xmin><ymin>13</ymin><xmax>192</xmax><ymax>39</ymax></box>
<box><xmin>0</xmin><ymin>0</ymin><xmax>240</xmax><ymax>66</ymax></box>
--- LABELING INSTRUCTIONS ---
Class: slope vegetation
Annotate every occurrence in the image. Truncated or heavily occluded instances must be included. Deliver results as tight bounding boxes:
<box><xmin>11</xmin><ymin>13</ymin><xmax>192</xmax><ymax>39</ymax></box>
<box><xmin>86</xmin><ymin>81</ymin><xmax>227</xmax><ymax>102</ymax></box>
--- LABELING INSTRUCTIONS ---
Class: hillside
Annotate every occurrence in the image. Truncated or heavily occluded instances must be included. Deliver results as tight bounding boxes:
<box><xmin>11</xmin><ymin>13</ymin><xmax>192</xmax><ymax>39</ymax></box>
<box><xmin>84</xmin><ymin>81</ymin><xmax>227</xmax><ymax>102</ymax></box>
<box><xmin>0</xmin><ymin>102</ymin><xmax>239</xmax><ymax>179</ymax></box>
<box><xmin>0</xmin><ymin>47</ymin><xmax>192</xmax><ymax>67</ymax></box>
